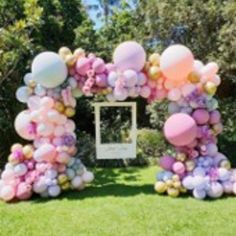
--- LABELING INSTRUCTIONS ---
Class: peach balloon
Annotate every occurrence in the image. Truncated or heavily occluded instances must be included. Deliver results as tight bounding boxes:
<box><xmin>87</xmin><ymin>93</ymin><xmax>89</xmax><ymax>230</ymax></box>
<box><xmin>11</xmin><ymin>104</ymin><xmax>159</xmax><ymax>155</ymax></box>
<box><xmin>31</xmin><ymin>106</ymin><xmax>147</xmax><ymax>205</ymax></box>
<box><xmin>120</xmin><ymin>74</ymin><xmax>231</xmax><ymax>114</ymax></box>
<box><xmin>14</xmin><ymin>110</ymin><xmax>36</xmax><ymax>140</ymax></box>
<box><xmin>160</xmin><ymin>45</ymin><xmax>194</xmax><ymax>82</ymax></box>
<box><xmin>164</xmin><ymin>113</ymin><xmax>197</xmax><ymax>146</ymax></box>
<box><xmin>33</xmin><ymin>144</ymin><xmax>57</xmax><ymax>163</ymax></box>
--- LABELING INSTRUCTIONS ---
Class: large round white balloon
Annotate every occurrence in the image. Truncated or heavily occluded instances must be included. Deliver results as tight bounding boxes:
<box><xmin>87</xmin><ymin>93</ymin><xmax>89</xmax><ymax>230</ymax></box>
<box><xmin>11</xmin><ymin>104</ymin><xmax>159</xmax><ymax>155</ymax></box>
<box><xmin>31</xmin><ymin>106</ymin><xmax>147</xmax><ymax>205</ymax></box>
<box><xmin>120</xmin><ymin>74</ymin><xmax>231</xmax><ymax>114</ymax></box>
<box><xmin>32</xmin><ymin>52</ymin><xmax>68</xmax><ymax>88</ymax></box>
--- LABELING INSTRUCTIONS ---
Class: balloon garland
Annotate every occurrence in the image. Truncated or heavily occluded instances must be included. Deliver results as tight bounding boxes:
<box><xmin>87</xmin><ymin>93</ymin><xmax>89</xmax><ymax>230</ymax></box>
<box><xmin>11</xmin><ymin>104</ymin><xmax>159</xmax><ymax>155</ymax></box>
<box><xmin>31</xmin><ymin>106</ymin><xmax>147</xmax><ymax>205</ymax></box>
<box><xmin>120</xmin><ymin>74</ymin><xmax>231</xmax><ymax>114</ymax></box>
<box><xmin>0</xmin><ymin>41</ymin><xmax>233</xmax><ymax>202</ymax></box>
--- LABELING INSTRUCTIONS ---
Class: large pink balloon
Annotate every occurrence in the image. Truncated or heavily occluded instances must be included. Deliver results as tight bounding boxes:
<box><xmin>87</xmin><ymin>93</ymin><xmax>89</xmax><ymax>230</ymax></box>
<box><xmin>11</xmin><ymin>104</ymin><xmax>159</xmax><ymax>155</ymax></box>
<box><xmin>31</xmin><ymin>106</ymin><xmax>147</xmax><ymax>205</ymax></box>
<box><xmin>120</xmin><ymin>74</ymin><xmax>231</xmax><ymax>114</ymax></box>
<box><xmin>113</xmin><ymin>41</ymin><xmax>146</xmax><ymax>71</ymax></box>
<box><xmin>164</xmin><ymin>113</ymin><xmax>197</xmax><ymax>146</ymax></box>
<box><xmin>160</xmin><ymin>45</ymin><xmax>194</xmax><ymax>81</ymax></box>
<box><xmin>14</xmin><ymin>110</ymin><xmax>36</xmax><ymax>140</ymax></box>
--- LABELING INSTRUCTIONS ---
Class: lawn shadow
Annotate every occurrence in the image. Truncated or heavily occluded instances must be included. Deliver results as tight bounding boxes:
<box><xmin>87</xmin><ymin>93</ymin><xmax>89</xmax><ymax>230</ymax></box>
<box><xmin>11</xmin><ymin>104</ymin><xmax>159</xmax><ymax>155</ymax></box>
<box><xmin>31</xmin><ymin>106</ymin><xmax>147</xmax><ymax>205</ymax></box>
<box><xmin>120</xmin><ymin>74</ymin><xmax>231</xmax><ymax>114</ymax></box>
<box><xmin>31</xmin><ymin>167</ymin><xmax>155</xmax><ymax>203</ymax></box>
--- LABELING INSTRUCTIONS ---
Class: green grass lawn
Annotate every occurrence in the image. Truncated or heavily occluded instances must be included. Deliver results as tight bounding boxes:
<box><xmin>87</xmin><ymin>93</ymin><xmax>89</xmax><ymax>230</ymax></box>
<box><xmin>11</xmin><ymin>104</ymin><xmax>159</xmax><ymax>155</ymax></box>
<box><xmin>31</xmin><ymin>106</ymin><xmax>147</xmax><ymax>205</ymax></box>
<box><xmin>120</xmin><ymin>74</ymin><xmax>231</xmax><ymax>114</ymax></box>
<box><xmin>1</xmin><ymin>166</ymin><xmax>236</xmax><ymax>236</ymax></box>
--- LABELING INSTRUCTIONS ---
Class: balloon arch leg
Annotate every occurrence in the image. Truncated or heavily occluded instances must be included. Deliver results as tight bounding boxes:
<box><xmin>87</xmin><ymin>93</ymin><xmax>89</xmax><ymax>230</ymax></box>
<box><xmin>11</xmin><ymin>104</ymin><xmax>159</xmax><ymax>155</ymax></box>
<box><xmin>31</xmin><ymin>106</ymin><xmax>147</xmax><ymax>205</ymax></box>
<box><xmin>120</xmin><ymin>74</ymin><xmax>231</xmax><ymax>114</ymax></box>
<box><xmin>0</xmin><ymin>41</ymin><xmax>234</xmax><ymax>202</ymax></box>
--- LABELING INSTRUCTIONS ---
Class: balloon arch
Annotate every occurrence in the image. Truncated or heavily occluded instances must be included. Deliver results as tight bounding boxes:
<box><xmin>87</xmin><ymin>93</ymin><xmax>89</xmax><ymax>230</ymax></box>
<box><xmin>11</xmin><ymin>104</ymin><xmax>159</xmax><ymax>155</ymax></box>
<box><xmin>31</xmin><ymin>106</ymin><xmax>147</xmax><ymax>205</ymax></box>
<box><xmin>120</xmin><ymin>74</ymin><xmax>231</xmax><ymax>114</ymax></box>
<box><xmin>0</xmin><ymin>41</ymin><xmax>234</xmax><ymax>202</ymax></box>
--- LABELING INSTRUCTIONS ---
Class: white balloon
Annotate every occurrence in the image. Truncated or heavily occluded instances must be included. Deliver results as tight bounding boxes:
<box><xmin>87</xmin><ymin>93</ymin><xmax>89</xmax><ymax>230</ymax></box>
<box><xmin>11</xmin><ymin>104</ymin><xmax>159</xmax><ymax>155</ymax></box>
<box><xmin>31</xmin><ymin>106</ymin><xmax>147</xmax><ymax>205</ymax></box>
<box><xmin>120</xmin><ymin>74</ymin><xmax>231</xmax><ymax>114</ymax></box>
<box><xmin>82</xmin><ymin>171</ymin><xmax>94</xmax><ymax>183</ymax></box>
<box><xmin>108</xmin><ymin>71</ymin><xmax>118</xmax><ymax>87</ymax></box>
<box><xmin>72</xmin><ymin>176</ymin><xmax>83</xmax><ymax>188</ymax></box>
<box><xmin>33</xmin><ymin>179</ymin><xmax>47</xmax><ymax>193</ymax></box>
<box><xmin>16</xmin><ymin>86</ymin><xmax>31</xmax><ymax>103</ymax></box>
<box><xmin>34</xmin><ymin>84</ymin><xmax>47</xmax><ymax>96</ymax></box>
<box><xmin>23</xmin><ymin>73</ymin><xmax>33</xmax><ymax>85</ymax></box>
<box><xmin>32</xmin><ymin>52</ymin><xmax>68</xmax><ymax>88</ymax></box>
<box><xmin>48</xmin><ymin>185</ymin><xmax>61</xmax><ymax>197</ymax></box>
<box><xmin>14</xmin><ymin>163</ymin><xmax>28</xmax><ymax>177</ymax></box>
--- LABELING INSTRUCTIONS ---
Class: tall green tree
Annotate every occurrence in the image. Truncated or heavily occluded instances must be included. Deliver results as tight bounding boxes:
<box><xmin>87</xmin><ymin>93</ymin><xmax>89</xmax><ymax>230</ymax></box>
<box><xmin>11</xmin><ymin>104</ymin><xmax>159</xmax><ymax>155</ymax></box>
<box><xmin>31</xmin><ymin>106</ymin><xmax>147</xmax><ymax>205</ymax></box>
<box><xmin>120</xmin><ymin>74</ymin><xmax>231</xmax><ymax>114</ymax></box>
<box><xmin>0</xmin><ymin>0</ymin><xmax>95</xmax><ymax>166</ymax></box>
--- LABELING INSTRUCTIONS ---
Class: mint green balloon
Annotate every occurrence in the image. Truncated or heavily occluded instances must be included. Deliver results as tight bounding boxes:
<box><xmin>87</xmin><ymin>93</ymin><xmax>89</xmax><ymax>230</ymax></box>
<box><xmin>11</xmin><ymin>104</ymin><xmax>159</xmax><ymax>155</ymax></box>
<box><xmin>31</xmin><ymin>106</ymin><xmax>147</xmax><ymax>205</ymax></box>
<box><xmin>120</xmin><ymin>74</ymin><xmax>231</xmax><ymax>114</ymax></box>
<box><xmin>32</xmin><ymin>52</ymin><xmax>68</xmax><ymax>88</ymax></box>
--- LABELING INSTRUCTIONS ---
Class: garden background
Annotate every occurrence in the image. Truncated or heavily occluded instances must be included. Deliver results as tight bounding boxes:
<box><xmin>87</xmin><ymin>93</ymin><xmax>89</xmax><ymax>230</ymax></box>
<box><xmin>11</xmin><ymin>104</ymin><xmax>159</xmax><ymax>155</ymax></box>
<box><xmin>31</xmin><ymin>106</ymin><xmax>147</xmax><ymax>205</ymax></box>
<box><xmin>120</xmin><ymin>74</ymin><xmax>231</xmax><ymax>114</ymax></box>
<box><xmin>0</xmin><ymin>0</ymin><xmax>236</xmax><ymax>168</ymax></box>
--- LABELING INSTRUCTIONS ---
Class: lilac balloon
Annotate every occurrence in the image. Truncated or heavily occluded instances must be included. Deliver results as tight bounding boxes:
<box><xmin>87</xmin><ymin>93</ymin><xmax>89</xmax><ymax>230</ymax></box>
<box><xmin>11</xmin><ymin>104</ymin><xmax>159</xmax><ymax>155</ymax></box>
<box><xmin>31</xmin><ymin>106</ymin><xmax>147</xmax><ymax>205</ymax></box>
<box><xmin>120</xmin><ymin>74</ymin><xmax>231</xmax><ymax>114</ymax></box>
<box><xmin>213</xmin><ymin>152</ymin><xmax>227</xmax><ymax>166</ymax></box>
<box><xmin>192</xmin><ymin>109</ymin><xmax>210</xmax><ymax>125</ymax></box>
<box><xmin>113</xmin><ymin>41</ymin><xmax>146</xmax><ymax>71</ymax></box>
<box><xmin>182</xmin><ymin>176</ymin><xmax>194</xmax><ymax>190</ymax></box>
<box><xmin>113</xmin><ymin>87</ymin><xmax>128</xmax><ymax>101</ymax></box>
<box><xmin>159</xmin><ymin>155</ymin><xmax>175</xmax><ymax>171</ymax></box>
<box><xmin>193</xmin><ymin>167</ymin><xmax>206</xmax><ymax>177</ymax></box>
<box><xmin>193</xmin><ymin>188</ymin><xmax>206</xmax><ymax>200</ymax></box>
<box><xmin>218</xmin><ymin>168</ymin><xmax>230</xmax><ymax>181</ymax></box>
<box><xmin>207</xmin><ymin>182</ymin><xmax>223</xmax><ymax>198</ymax></box>
<box><xmin>108</xmin><ymin>71</ymin><xmax>118</xmax><ymax>87</ymax></box>
<box><xmin>222</xmin><ymin>181</ymin><xmax>233</xmax><ymax>194</ymax></box>
<box><xmin>206</xmin><ymin>143</ymin><xmax>218</xmax><ymax>156</ymax></box>
<box><xmin>193</xmin><ymin>176</ymin><xmax>207</xmax><ymax>190</ymax></box>
<box><xmin>209</xmin><ymin>110</ymin><xmax>221</xmax><ymax>124</ymax></box>
<box><xmin>137</xmin><ymin>73</ymin><xmax>147</xmax><ymax>86</ymax></box>
<box><xmin>168</xmin><ymin>102</ymin><xmax>180</xmax><ymax>114</ymax></box>
<box><xmin>123</xmin><ymin>70</ymin><xmax>138</xmax><ymax>87</ymax></box>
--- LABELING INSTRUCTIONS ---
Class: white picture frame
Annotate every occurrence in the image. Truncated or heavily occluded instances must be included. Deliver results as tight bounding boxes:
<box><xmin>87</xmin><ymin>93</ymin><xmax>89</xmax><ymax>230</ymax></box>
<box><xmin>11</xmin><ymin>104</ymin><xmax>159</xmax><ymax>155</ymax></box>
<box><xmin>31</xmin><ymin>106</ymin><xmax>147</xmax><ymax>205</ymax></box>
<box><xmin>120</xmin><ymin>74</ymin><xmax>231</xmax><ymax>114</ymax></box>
<box><xmin>94</xmin><ymin>102</ymin><xmax>137</xmax><ymax>159</ymax></box>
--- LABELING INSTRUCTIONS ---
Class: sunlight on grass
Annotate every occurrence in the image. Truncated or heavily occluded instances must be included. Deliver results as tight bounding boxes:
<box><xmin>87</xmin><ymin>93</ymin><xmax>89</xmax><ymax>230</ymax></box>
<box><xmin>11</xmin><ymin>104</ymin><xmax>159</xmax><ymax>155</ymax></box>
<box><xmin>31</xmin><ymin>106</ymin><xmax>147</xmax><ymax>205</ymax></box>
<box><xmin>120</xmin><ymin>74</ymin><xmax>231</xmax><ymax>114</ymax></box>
<box><xmin>1</xmin><ymin>166</ymin><xmax>236</xmax><ymax>236</ymax></box>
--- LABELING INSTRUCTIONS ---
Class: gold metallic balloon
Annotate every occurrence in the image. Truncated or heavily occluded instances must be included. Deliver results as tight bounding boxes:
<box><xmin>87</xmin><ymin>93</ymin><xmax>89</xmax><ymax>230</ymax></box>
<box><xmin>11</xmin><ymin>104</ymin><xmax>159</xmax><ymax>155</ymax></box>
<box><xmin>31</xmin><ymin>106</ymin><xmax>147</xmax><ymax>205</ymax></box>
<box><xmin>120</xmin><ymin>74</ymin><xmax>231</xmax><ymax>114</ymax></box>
<box><xmin>204</xmin><ymin>81</ymin><xmax>217</xmax><ymax>95</ymax></box>
<box><xmin>154</xmin><ymin>181</ymin><xmax>167</xmax><ymax>193</ymax></box>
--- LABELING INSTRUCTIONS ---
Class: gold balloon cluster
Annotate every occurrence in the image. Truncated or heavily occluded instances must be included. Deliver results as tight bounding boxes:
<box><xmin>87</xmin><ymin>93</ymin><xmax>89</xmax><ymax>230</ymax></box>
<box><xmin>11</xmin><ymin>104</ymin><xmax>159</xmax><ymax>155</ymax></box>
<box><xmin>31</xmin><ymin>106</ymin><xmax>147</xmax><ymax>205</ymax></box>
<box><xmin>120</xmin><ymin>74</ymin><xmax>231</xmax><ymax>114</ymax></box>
<box><xmin>58</xmin><ymin>47</ymin><xmax>85</xmax><ymax>67</ymax></box>
<box><xmin>58</xmin><ymin>173</ymin><xmax>70</xmax><ymax>190</ymax></box>
<box><xmin>145</xmin><ymin>53</ymin><xmax>162</xmax><ymax>80</ymax></box>
<box><xmin>154</xmin><ymin>174</ymin><xmax>187</xmax><ymax>198</ymax></box>
<box><xmin>54</xmin><ymin>101</ymin><xmax>75</xmax><ymax>118</ymax></box>
<box><xmin>8</xmin><ymin>144</ymin><xmax>34</xmax><ymax>164</ymax></box>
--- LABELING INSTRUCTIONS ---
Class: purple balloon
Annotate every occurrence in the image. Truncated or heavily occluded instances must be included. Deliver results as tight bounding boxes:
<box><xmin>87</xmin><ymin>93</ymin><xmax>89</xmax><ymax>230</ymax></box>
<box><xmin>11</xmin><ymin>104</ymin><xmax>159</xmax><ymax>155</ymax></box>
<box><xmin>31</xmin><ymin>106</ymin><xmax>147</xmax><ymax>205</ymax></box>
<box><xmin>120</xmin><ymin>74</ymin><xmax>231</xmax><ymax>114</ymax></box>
<box><xmin>209</xmin><ymin>110</ymin><xmax>221</xmax><ymax>124</ymax></box>
<box><xmin>159</xmin><ymin>155</ymin><xmax>175</xmax><ymax>171</ymax></box>
<box><xmin>113</xmin><ymin>41</ymin><xmax>146</xmax><ymax>71</ymax></box>
<box><xmin>192</xmin><ymin>109</ymin><xmax>210</xmax><ymax>125</ymax></box>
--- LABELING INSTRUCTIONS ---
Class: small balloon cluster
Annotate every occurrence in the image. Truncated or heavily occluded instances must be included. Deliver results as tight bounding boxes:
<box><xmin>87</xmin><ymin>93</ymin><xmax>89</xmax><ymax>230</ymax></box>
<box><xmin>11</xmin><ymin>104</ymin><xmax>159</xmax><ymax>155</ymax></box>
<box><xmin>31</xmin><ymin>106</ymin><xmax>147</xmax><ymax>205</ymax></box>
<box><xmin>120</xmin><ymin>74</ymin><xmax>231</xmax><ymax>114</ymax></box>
<box><xmin>0</xmin><ymin>40</ymin><xmax>233</xmax><ymax>201</ymax></box>
<box><xmin>155</xmin><ymin>45</ymin><xmax>236</xmax><ymax>199</ymax></box>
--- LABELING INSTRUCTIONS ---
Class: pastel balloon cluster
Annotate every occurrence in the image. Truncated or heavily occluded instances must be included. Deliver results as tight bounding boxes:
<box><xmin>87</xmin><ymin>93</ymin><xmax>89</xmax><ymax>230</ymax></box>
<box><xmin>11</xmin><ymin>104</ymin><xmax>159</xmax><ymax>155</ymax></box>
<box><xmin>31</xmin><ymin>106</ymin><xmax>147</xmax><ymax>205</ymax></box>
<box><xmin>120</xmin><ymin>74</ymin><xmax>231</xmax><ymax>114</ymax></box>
<box><xmin>154</xmin><ymin>44</ymin><xmax>235</xmax><ymax>199</ymax></box>
<box><xmin>0</xmin><ymin>40</ymin><xmax>233</xmax><ymax>202</ymax></box>
<box><xmin>0</xmin><ymin>51</ymin><xmax>94</xmax><ymax>202</ymax></box>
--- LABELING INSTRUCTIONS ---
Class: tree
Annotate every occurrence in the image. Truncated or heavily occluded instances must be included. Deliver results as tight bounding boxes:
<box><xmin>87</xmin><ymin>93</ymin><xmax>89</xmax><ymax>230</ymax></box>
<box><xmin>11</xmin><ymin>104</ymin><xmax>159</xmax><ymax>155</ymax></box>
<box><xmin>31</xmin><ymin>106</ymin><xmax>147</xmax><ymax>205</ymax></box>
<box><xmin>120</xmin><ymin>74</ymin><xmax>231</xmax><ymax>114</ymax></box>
<box><xmin>0</xmin><ymin>0</ymin><xmax>95</xmax><ymax>167</ymax></box>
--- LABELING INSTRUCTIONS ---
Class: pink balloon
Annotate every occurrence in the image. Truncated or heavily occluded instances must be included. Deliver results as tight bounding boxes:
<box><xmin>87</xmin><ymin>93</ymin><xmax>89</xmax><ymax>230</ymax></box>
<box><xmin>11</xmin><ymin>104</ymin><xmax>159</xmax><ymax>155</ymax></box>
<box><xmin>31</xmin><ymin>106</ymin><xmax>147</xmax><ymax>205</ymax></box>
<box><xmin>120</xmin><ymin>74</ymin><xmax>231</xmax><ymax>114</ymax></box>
<box><xmin>140</xmin><ymin>86</ymin><xmax>151</xmax><ymax>98</ymax></box>
<box><xmin>113</xmin><ymin>41</ymin><xmax>146</xmax><ymax>71</ymax></box>
<box><xmin>160</xmin><ymin>45</ymin><xmax>194</xmax><ymax>81</ymax></box>
<box><xmin>123</xmin><ymin>70</ymin><xmax>138</xmax><ymax>87</ymax></box>
<box><xmin>16</xmin><ymin>182</ymin><xmax>32</xmax><ymax>200</ymax></box>
<box><xmin>159</xmin><ymin>155</ymin><xmax>175</xmax><ymax>171</ymax></box>
<box><xmin>33</xmin><ymin>144</ymin><xmax>57</xmax><ymax>163</ymax></box>
<box><xmin>40</xmin><ymin>97</ymin><xmax>54</xmax><ymax>110</ymax></box>
<box><xmin>37</xmin><ymin>123</ymin><xmax>55</xmax><ymax>137</ymax></box>
<box><xmin>14</xmin><ymin>110</ymin><xmax>36</xmax><ymax>140</ymax></box>
<box><xmin>76</xmin><ymin>57</ymin><xmax>90</xmax><ymax>76</ymax></box>
<box><xmin>47</xmin><ymin>110</ymin><xmax>61</xmax><ymax>123</ymax></box>
<box><xmin>113</xmin><ymin>87</ymin><xmax>128</xmax><ymax>101</ymax></box>
<box><xmin>200</xmin><ymin>62</ymin><xmax>219</xmax><ymax>79</ymax></box>
<box><xmin>172</xmin><ymin>162</ymin><xmax>185</xmax><ymax>174</ymax></box>
<box><xmin>27</xmin><ymin>96</ymin><xmax>41</xmax><ymax>110</ymax></box>
<box><xmin>56</xmin><ymin>152</ymin><xmax>70</xmax><ymax>164</ymax></box>
<box><xmin>192</xmin><ymin>109</ymin><xmax>210</xmax><ymax>125</ymax></box>
<box><xmin>181</xmin><ymin>84</ymin><xmax>196</xmax><ymax>97</ymax></box>
<box><xmin>64</xmin><ymin>120</ymin><xmax>76</xmax><ymax>132</ymax></box>
<box><xmin>54</xmin><ymin>125</ymin><xmax>65</xmax><ymax>137</ymax></box>
<box><xmin>95</xmin><ymin>74</ymin><xmax>107</xmax><ymax>87</ymax></box>
<box><xmin>168</xmin><ymin>88</ymin><xmax>181</xmax><ymax>101</ymax></box>
<box><xmin>164</xmin><ymin>113</ymin><xmax>197</xmax><ymax>146</ymax></box>
<box><xmin>92</xmin><ymin>58</ymin><xmax>106</xmax><ymax>73</ymax></box>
